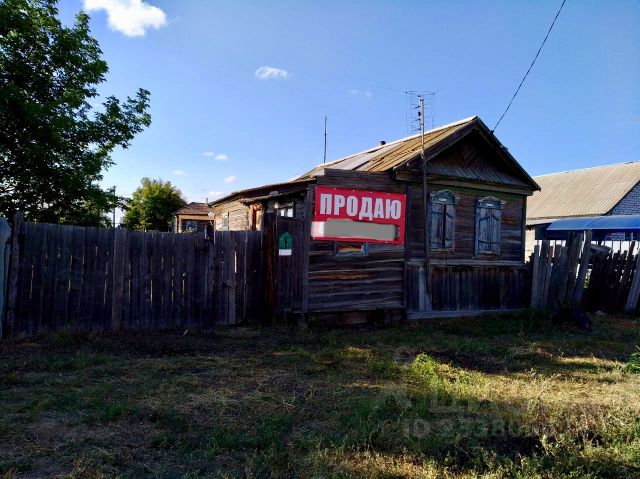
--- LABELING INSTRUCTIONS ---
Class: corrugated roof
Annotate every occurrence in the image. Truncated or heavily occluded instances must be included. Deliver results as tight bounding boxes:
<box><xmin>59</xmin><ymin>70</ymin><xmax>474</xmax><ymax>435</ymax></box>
<box><xmin>298</xmin><ymin>117</ymin><xmax>476</xmax><ymax>179</ymax></box>
<box><xmin>527</xmin><ymin>162</ymin><xmax>640</xmax><ymax>221</ymax></box>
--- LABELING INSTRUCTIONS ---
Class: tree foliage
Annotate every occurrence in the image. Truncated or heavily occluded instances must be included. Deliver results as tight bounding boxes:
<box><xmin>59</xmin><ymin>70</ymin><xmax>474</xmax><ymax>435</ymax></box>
<box><xmin>0</xmin><ymin>0</ymin><xmax>151</xmax><ymax>225</ymax></box>
<box><xmin>122</xmin><ymin>178</ymin><xmax>185</xmax><ymax>232</ymax></box>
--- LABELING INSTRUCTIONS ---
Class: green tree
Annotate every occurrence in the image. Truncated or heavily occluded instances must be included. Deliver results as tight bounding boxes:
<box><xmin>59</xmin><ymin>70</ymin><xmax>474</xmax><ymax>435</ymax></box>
<box><xmin>0</xmin><ymin>0</ymin><xmax>151</xmax><ymax>225</ymax></box>
<box><xmin>123</xmin><ymin>178</ymin><xmax>186</xmax><ymax>232</ymax></box>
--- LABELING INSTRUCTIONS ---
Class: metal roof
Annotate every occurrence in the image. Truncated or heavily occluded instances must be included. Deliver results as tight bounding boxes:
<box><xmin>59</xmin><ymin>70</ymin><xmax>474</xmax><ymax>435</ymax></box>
<box><xmin>298</xmin><ymin>117</ymin><xmax>475</xmax><ymax>179</ymax></box>
<box><xmin>527</xmin><ymin>162</ymin><xmax>640</xmax><ymax>221</ymax></box>
<box><xmin>547</xmin><ymin>214</ymin><xmax>640</xmax><ymax>232</ymax></box>
<box><xmin>212</xmin><ymin>116</ymin><xmax>538</xmax><ymax>206</ymax></box>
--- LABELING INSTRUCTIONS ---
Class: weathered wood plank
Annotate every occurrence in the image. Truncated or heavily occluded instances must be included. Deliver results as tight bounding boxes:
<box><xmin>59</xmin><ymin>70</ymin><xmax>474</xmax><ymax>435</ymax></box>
<box><xmin>111</xmin><ymin>228</ymin><xmax>127</xmax><ymax>331</ymax></box>
<box><xmin>625</xmin><ymin>253</ymin><xmax>640</xmax><ymax>312</ymax></box>
<box><xmin>5</xmin><ymin>213</ymin><xmax>23</xmax><ymax>336</ymax></box>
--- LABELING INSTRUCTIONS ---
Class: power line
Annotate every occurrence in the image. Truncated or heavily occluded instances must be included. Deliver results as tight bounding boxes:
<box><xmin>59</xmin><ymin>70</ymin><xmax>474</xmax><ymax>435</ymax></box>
<box><xmin>493</xmin><ymin>0</ymin><xmax>567</xmax><ymax>132</ymax></box>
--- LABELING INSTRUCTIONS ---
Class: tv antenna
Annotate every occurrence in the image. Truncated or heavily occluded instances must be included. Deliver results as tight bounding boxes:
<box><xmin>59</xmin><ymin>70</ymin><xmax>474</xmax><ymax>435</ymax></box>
<box><xmin>406</xmin><ymin>90</ymin><xmax>435</xmax><ymax>134</ymax></box>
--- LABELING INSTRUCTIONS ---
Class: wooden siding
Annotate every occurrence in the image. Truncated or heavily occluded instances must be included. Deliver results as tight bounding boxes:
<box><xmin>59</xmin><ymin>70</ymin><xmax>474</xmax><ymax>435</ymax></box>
<box><xmin>403</xmin><ymin>131</ymin><xmax>534</xmax><ymax>189</ymax></box>
<box><xmin>406</xmin><ymin>183</ymin><xmax>526</xmax><ymax>262</ymax></box>
<box><xmin>213</xmin><ymin>200</ymin><xmax>250</xmax><ymax>231</ymax></box>
<box><xmin>306</xmin><ymin>170</ymin><xmax>405</xmax><ymax>312</ymax></box>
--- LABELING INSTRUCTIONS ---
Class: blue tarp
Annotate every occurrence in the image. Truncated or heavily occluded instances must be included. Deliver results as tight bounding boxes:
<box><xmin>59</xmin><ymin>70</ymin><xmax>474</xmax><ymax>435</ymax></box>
<box><xmin>544</xmin><ymin>215</ymin><xmax>640</xmax><ymax>241</ymax></box>
<box><xmin>546</xmin><ymin>215</ymin><xmax>640</xmax><ymax>232</ymax></box>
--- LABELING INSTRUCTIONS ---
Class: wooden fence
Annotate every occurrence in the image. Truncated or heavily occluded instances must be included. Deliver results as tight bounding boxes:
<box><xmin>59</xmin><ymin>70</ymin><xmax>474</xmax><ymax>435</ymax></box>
<box><xmin>530</xmin><ymin>231</ymin><xmax>640</xmax><ymax>313</ymax></box>
<box><xmin>2</xmin><ymin>215</ymin><xmax>263</xmax><ymax>336</ymax></box>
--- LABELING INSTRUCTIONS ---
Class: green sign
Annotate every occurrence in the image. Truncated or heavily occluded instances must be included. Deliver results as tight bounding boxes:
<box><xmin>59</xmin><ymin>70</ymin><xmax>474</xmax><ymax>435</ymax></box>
<box><xmin>278</xmin><ymin>232</ymin><xmax>293</xmax><ymax>255</ymax></box>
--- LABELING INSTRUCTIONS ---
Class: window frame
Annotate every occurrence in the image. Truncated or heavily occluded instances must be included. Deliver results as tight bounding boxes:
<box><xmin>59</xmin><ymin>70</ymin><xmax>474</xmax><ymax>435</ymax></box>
<box><xmin>275</xmin><ymin>202</ymin><xmax>295</xmax><ymax>218</ymax></box>
<box><xmin>333</xmin><ymin>241</ymin><xmax>368</xmax><ymax>257</ymax></box>
<box><xmin>429</xmin><ymin>190</ymin><xmax>458</xmax><ymax>252</ymax></box>
<box><xmin>475</xmin><ymin>196</ymin><xmax>505</xmax><ymax>256</ymax></box>
<box><xmin>182</xmin><ymin>219</ymin><xmax>199</xmax><ymax>233</ymax></box>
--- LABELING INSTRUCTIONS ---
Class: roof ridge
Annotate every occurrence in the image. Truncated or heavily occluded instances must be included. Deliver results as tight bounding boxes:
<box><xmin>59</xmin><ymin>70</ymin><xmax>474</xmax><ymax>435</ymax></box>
<box><xmin>534</xmin><ymin>161</ymin><xmax>640</xmax><ymax>178</ymax></box>
<box><xmin>308</xmin><ymin>116</ymin><xmax>478</xmax><ymax>170</ymax></box>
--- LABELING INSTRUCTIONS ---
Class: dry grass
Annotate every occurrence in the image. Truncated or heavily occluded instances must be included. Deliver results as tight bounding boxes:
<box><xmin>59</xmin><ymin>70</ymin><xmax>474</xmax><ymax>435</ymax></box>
<box><xmin>0</xmin><ymin>313</ymin><xmax>639</xmax><ymax>478</ymax></box>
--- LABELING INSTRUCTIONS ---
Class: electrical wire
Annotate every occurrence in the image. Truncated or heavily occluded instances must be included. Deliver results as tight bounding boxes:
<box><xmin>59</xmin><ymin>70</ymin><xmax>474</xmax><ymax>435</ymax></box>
<box><xmin>493</xmin><ymin>0</ymin><xmax>567</xmax><ymax>132</ymax></box>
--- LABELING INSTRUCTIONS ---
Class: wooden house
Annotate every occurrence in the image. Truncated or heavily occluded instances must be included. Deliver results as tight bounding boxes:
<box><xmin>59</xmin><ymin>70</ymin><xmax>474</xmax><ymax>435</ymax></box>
<box><xmin>173</xmin><ymin>202</ymin><xmax>214</xmax><ymax>233</ymax></box>
<box><xmin>211</xmin><ymin>117</ymin><xmax>540</xmax><ymax>320</ymax></box>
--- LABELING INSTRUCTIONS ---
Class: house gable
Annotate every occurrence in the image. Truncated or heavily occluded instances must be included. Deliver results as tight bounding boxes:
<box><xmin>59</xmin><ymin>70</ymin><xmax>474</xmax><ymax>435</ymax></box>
<box><xmin>399</xmin><ymin>121</ymin><xmax>538</xmax><ymax>193</ymax></box>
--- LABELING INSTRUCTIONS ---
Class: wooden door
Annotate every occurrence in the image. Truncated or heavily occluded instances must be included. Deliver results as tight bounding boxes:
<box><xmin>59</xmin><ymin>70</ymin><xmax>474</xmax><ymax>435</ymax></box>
<box><xmin>274</xmin><ymin>215</ymin><xmax>304</xmax><ymax>314</ymax></box>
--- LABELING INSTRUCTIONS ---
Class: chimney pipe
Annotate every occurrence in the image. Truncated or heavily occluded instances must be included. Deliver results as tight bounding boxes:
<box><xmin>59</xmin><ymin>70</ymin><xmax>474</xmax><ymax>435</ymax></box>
<box><xmin>379</xmin><ymin>140</ymin><xmax>386</xmax><ymax>146</ymax></box>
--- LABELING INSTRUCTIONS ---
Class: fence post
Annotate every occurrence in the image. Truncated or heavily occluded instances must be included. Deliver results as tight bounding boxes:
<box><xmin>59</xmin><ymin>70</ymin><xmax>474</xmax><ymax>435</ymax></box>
<box><xmin>5</xmin><ymin>212</ymin><xmax>22</xmax><ymax>337</ymax></box>
<box><xmin>0</xmin><ymin>218</ymin><xmax>12</xmax><ymax>337</ymax></box>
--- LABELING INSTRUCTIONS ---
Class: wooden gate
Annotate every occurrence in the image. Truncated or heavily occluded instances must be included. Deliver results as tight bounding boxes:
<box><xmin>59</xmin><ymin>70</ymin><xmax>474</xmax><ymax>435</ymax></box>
<box><xmin>262</xmin><ymin>213</ymin><xmax>304</xmax><ymax>317</ymax></box>
<box><xmin>275</xmin><ymin>215</ymin><xmax>304</xmax><ymax>314</ymax></box>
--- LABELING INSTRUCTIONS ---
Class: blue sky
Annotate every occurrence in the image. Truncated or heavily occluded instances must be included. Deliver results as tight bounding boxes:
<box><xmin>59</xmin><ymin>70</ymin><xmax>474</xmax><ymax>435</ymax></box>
<box><xmin>57</xmin><ymin>0</ymin><xmax>640</xmax><ymax>211</ymax></box>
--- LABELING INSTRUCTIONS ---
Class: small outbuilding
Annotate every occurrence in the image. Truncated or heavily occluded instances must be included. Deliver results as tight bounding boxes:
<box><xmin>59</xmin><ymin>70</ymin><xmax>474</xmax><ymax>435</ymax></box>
<box><xmin>173</xmin><ymin>202</ymin><xmax>214</xmax><ymax>233</ymax></box>
<box><xmin>211</xmin><ymin>117</ymin><xmax>540</xmax><ymax>320</ymax></box>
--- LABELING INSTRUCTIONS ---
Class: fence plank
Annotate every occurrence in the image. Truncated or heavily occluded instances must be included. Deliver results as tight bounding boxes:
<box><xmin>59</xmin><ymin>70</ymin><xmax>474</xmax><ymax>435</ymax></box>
<box><xmin>172</xmin><ymin>233</ymin><xmax>184</xmax><ymax>327</ymax></box>
<box><xmin>625</xmin><ymin>253</ymin><xmax>640</xmax><ymax>312</ymax></box>
<box><xmin>79</xmin><ymin>227</ymin><xmax>97</xmax><ymax>330</ymax></box>
<box><xmin>0</xmin><ymin>218</ymin><xmax>12</xmax><ymax>337</ymax></box>
<box><xmin>572</xmin><ymin>230</ymin><xmax>593</xmax><ymax>306</ymax></box>
<box><xmin>42</xmin><ymin>224</ymin><xmax>60</xmax><ymax>332</ymax></box>
<box><xmin>111</xmin><ymin>228</ymin><xmax>126</xmax><ymax>331</ymax></box>
<box><xmin>68</xmin><ymin>226</ymin><xmax>86</xmax><ymax>329</ymax></box>
<box><xmin>30</xmin><ymin>221</ymin><xmax>48</xmax><ymax>334</ymax></box>
<box><xmin>529</xmin><ymin>244</ymin><xmax>540</xmax><ymax>309</ymax></box>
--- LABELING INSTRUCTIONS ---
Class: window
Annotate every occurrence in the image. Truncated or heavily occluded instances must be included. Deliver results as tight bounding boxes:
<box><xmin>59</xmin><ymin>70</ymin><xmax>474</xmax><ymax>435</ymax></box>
<box><xmin>334</xmin><ymin>242</ymin><xmax>368</xmax><ymax>256</ymax></box>
<box><xmin>222</xmin><ymin>212</ymin><xmax>229</xmax><ymax>231</ymax></box>
<box><xmin>275</xmin><ymin>202</ymin><xmax>294</xmax><ymax>218</ymax></box>
<box><xmin>475</xmin><ymin>197</ymin><xmax>505</xmax><ymax>255</ymax></box>
<box><xmin>182</xmin><ymin>220</ymin><xmax>198</xmax><ymax>232</ymax></box>
<box><xmin>429</xmin><ymin>190</ymin><xmax>457</xmax><ymax>251</ymax></box>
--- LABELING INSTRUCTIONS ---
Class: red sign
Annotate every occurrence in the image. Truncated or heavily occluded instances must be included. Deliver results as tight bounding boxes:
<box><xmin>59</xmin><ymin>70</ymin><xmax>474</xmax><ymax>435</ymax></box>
<box><xmin>311</xmin><ymin>187</ymin><xmax>406</xmax><ymax>244</ymax></box>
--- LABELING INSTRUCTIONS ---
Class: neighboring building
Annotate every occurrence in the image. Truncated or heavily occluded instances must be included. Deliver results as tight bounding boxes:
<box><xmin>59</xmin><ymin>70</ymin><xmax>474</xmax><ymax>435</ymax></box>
<box><xmin>526</xmin><ymin>162</ymin><xmax>640</xmax><ymax>252</ymax></box>
<box><xmin>173</xmin><ymin>202</ymin><xmax>214</xmax><ymax>233</ymax></box>
<box><xmin>212</xmin><ymin>116</ymin><xmax>539</xmax><ymax>319</ymax></box>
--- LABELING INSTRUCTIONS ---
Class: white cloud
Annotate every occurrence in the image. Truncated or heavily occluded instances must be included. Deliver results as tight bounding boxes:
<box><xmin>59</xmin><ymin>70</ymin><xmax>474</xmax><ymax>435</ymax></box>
<box><xmin>255</xmin><ymin>66</ymin><xmax>289</xmax><ymax>80</ymax></box>
<box><xmin>223</xmin><ymin>175</ymin><xmax>236</xmax><ymax>184</ymax></box>
<box><xmin>207</xmin><ymin>191</ymin><xmax>224</xmax><ymax>198</ymax></box>
<box><xmin>349</xmin><ymin>89</ymin><xmax>372</xmax><ymax>98</ymax></box>
<box><xmin>201</xmin><ymin>151</ymin><xmax>215</xmax><ymax>157</ymax></box>
<box><xmin>172</xmin><ymin>169</ymin><xmax>187</xmax><ymax>176</ymax></box>
<box><xmin>84</xmin><ymin>0</ymin><xmax>167</xmax><ymax>37</ymax></box>
<box><xmin>214</xmin><ymin>154</ymin><xmax>228</xmax><ymax>161</ymax></box>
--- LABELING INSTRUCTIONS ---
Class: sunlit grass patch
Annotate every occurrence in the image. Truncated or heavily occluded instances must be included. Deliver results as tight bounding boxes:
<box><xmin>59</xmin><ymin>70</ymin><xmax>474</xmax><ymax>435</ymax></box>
<box><xmin>1</xmin><ymin>314</ymin><xmax>639</xmax><ymax>477</ymax></box>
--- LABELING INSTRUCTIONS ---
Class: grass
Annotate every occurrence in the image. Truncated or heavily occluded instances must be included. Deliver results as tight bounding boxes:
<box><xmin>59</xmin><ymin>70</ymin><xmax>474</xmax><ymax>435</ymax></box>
<box><xmin>0</xmin><ymin>313</ymin><xmax>639</xmax><ymax>478</ymax></box>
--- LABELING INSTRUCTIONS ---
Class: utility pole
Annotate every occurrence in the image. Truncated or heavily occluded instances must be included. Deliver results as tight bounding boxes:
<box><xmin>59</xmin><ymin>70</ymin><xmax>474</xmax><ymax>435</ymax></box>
<box><xmin>112</xmin><ymin>186</ymin><xmax>116</xmax><ymax>228</ymax></box>
<box><xmin>323</xmin><ymin>116</ymin><xmax>327</xmax><ymax>164</ymax></box>
<box><xmin>419</xmin><ymin>96</ymin><xmax>433</xmax><ymax>311</ymax></box>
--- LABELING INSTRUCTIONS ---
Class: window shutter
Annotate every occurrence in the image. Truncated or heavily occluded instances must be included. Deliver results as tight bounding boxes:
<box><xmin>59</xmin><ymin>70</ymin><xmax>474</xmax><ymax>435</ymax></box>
<box><xmin>429</xmin><ymin>202</ymin><xmax>444</xmax><ymax>249</ymax></box>
<box><xmin>490</xmin><ymin>208</ymin><xmax>502</xmax><ymax>254</ymax></box>
<box><xmin>444</xmin><ymin>204</ymin><xmax>455</xmax><ymax>249</ymax></box>
<box><xmin>475</xmin><ymin>197</ymin><xmax>504</xmax><ymax>255</ymax></box>
<box><xmin>476</xmin><ymin>206</ymin><xmax>491</xmax><ymax>254</ymax></box>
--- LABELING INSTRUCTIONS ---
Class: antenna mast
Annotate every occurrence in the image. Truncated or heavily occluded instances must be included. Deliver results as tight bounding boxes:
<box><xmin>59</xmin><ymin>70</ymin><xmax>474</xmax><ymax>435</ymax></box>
<box><xmin>323</xmin><ymin>116</ymin><xmax>327</xmax><ymax>164</ymax></box>
<box><xmin>419</xmin><ymin>96</ymin><xmax>433</xmax><ymax>311</ymax></box>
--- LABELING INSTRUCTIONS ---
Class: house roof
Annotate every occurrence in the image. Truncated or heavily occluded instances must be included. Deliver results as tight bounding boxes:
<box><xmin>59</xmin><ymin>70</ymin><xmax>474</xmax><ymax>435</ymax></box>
<box><xmin>173</xmin><ymin>202</ymin><xmax>212</xmax><ymax>215</ymax></box>
<box><xmin>212</xmin><ymin>116</ymin><xmax>538</xmax><ymax>205</ymax></box>
<box><xmin>298</xmin><ymin>117</ymin><xmax>475</xmax><ymax>178</ymax></box>
<box><xmin>297</xmin><ymin>116</ymin><xmax>539</xmax><ymax>191</ymax></box>
<box><xmin>526</xmin><ymin>162</ymin><xmax>640</xmax><ymax>222</ymax></box>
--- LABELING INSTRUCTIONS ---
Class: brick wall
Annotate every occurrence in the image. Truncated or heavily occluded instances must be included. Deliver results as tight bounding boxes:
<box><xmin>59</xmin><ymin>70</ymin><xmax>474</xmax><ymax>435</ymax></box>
<box><xmin>610</xmin><ymin>181</ymin><xmax>640</xmax><ymax>215</ymax></box>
